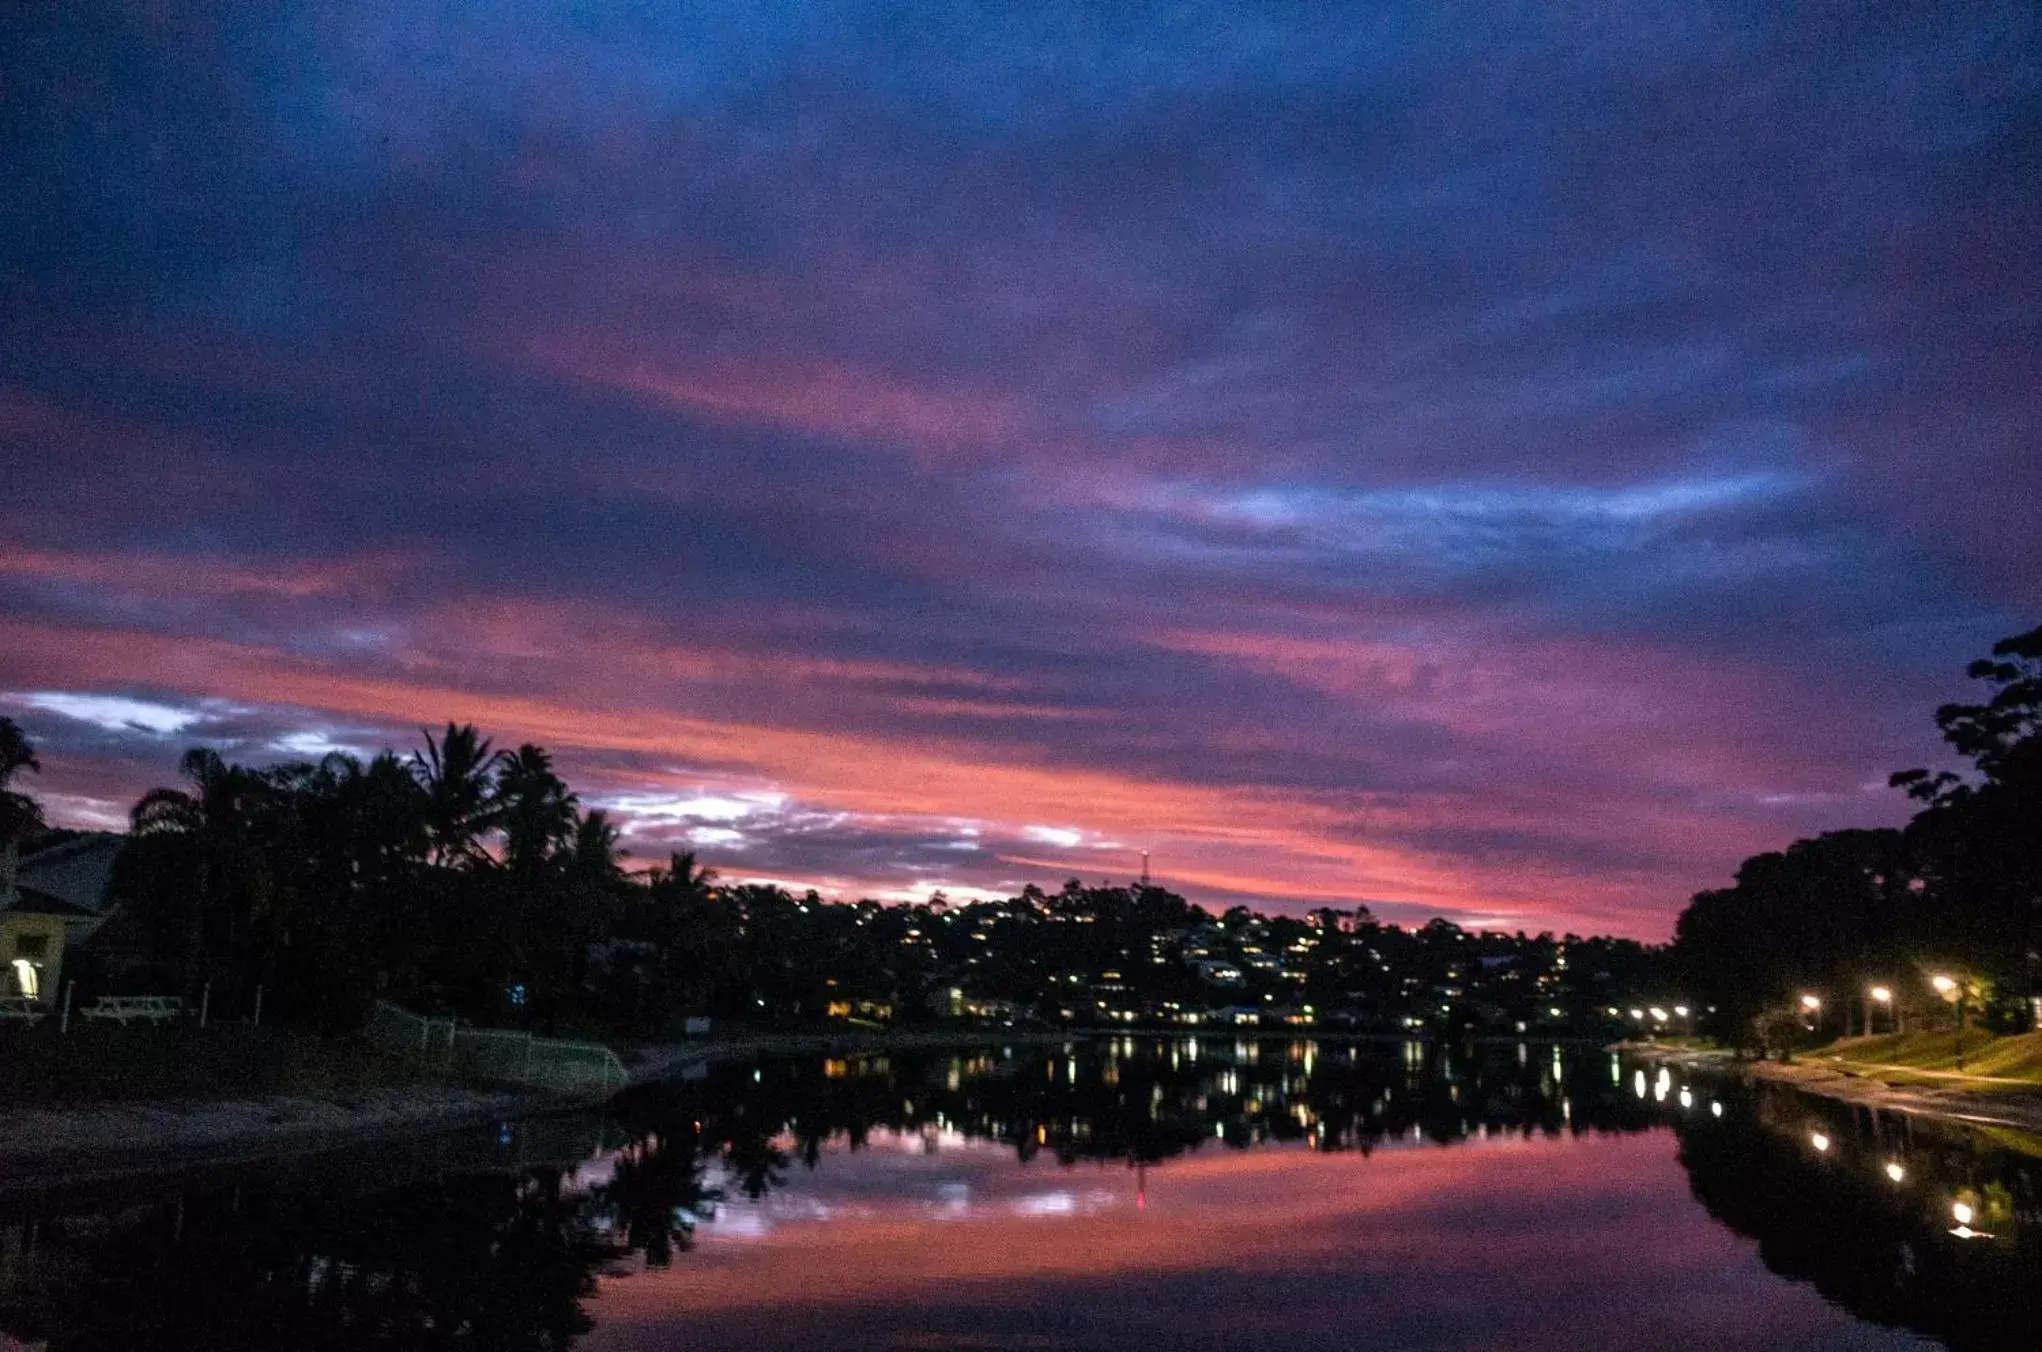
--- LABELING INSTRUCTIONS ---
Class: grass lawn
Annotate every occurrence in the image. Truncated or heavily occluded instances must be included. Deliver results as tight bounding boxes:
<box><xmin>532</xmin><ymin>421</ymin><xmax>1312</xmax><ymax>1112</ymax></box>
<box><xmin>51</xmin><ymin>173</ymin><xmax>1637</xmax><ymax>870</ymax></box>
<box><xmin>1821</xmin><ymin>1029</ymin><xmax>2042</xmax><ymax>1086</ymax></box>
<box><xmin>0</xmin><ymin>1023</ymin><xmax>475</xmax><ymax>1108</ymax></box>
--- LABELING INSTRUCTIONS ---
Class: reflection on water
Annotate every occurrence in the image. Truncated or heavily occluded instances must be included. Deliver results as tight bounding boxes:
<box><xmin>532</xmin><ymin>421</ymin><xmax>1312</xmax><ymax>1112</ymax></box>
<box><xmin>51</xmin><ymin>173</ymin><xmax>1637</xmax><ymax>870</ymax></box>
<box><xmin>0</xmin><ymin>1040</ymin><xmax>2031</xmax><ymax>1350</ymax></box>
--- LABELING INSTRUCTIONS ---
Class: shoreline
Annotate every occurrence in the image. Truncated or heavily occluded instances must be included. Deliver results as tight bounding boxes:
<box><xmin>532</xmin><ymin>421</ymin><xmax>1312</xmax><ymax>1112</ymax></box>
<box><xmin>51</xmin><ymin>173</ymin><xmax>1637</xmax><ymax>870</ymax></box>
<box><xmin>0</xmin><ymin>1027</ymin><xmax>1692</xmax><ymax>1191</ymax></box>
<box><xmin>627</xmin><ymin>1025</ymin><xmax>1617</xmax><ymax>1081</ymax></box>
<box><xmin>1619</xmin><ymin>1040</ymin><xmax>2042</xmax><ymax>1137</ymax></box>
<box><xmin>0</xmin><ymin>1028</ymin><xmax>1073</xmax><ymax>1190</ymax></box>
<box><xmin>0</xmin><ymin>1085</ymin><xmax>573</xmax><ymax>1194</ymax></box>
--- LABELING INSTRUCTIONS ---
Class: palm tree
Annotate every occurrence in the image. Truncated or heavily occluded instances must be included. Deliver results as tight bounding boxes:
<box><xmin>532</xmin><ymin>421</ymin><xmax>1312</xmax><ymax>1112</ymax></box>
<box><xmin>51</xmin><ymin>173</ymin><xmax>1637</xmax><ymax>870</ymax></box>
<box><xmin>0</xmin><ymin>717</ymin><xmax>45</xmax><ymax>901</ymax></box>
<box><xmin>410</xmin><ymin>723</ymin><xmax>504</xmax><ymax>867</ymax></box>
<box><xmin>564</xmin><ymin>808</ymin><xmax>624</xmax><ymax>887</ymax></box>
<box><xmin>130</xmin><ymin>748</ymin><xmax>270</xmax><ymax>994</ymax></box>
<box><xmin>495</xmin><ymin>743</ymin><xmax>578</xmax><ymax>876</ymax></box>
<box><xmin>661</xmin><ymin>850</ymin><xmax>718</xmax><ymax>898</ymax></box>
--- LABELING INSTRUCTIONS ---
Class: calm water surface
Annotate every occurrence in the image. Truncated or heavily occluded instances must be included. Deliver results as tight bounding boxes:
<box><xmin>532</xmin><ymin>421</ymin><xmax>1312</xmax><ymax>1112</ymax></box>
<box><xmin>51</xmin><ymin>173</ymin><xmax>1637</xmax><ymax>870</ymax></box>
<box><xmin>1</xmin><ymin>1040</ymin><xmax>2036</xmax><ymax>1350</ymax></box>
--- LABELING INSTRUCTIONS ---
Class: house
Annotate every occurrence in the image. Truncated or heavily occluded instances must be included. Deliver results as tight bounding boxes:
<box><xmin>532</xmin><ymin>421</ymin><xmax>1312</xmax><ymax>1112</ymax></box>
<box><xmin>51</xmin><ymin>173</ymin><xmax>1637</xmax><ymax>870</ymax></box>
<box><xmin>1194</xmin><ymin>960</ymin><xmax>1245</xmax><ymax>986</ymax></box>
<box><xmin>1</xmin><ymin>832</ymin><xmax>125</xmax><ymax>1001</ymax></box>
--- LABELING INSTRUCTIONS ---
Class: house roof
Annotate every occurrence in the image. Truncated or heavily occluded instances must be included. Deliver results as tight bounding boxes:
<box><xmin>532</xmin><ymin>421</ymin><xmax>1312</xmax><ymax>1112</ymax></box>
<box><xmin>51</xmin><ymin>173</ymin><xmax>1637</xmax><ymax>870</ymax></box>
<box><xmin>12</xmin><ymin>831</ymin><xmax>123</xmax><ymax>916</ymax></box>
<box><xmin>4</xmin><ymin>884</ymin><xmax>101</xmax><ymax>919</ymax></box>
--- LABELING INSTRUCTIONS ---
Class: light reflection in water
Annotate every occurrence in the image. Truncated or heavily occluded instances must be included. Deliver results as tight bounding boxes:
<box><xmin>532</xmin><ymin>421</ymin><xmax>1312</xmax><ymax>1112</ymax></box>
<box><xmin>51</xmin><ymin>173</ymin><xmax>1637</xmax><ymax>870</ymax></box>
<box><xmin>0</xmin><ymin>1043</ymin><xmax>2030</xmax><ymax>1352</ymax></box>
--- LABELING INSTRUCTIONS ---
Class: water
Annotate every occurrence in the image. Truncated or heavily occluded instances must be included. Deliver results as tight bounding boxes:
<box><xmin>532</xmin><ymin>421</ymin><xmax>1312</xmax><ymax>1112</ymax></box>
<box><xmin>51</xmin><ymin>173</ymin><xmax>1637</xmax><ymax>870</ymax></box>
<box><xmin>0</xmin><ymin>1040</ymin><xmax>2035</xmax><ymax>1350</ymax></box>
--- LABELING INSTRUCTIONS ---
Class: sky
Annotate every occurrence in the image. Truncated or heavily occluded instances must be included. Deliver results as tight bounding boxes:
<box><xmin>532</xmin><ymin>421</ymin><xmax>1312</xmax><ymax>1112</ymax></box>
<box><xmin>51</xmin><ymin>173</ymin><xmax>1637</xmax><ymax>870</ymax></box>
<box><xmin>2</xmin><ymin>2</ymin><xmax>2037</xmax><ymax>938</ymax></box>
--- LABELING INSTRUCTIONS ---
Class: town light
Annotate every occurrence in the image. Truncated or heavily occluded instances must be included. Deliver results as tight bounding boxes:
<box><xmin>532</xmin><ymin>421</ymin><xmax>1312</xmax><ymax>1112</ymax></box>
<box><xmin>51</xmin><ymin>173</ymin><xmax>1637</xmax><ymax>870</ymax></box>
<box><xmin>1672</xmin><ymin>1005</ymin><xmax>1690</xmax><ymax>1018</ymax></box>
<box><xmin>1884</xmin><ymin>1161</ymin><xmax>1906</xmax><ymax>1183</ymax></box>
<box><xmin>1810</xmin><ymin>1132</ymin><xmax>1830</xmax><ymax>1153</ymax></box>
<box><xmin>1952</xmin><ymin>1201</ymin><xmax>1974</xmax><ymax>1226</ymax></box>
<box><xmin>1870</xmin><ymin>986</ymin><xmax>1892</xmax><ymax>1003</ymax></box>
<box><xmin>1648</xmin><ymin>1006</ymin><xmax>1669</xmax><ymax>1022</ymax></box>
<box><xmin>1932</xmin><ymin>975</ymin><xmax>1958</xmax><ymax>997</ymax></box>
<box><xmin>1800</xmin><ymin>993</ymin><xmax>1822</xmax><ymax>1011</ymax></box>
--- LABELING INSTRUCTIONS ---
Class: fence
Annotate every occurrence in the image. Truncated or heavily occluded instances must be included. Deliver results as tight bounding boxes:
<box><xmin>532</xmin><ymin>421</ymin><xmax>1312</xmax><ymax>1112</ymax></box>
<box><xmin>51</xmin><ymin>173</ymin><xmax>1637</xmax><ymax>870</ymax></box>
<box><xmin>365</xmin><ymin>1001</ymin><xmax>628</xmax><ymax>1097</ymax></box>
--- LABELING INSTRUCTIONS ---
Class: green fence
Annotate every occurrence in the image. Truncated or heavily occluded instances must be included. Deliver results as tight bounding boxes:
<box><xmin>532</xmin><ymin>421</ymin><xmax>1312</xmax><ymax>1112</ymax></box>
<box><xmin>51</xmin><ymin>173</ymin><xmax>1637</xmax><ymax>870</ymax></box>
<box><xmin>365</xmin><ymin>1001</ymin><xmax>627</xmax><ymax>1097</ymax></box>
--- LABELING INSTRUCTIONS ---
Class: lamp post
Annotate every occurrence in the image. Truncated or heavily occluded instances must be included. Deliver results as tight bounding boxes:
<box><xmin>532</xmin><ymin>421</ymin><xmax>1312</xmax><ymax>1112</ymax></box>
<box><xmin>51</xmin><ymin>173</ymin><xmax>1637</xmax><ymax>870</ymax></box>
<box><xmin>1800</xmin><ymin>993</ymin><xmax>1823</xmax><ymax>1041</ymax></box>
<box><xmin>1869</xmin><ymin>985</ymin><xmax>1893</xmax><ymax>1036</ymax></box>
<box><xmin>1931</xmin><ymin>975</ymin><xmax>1964</xmax><ymax>1070</ymax></box>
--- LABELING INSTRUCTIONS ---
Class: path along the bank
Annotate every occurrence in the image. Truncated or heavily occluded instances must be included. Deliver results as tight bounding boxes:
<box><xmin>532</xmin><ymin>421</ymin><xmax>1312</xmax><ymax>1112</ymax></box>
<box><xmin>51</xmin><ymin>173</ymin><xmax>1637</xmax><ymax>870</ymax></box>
<box><xmin>1627</xmin><ymin>1042</ymin><xmax>2042</xmax><ymax>1139</ymax></box>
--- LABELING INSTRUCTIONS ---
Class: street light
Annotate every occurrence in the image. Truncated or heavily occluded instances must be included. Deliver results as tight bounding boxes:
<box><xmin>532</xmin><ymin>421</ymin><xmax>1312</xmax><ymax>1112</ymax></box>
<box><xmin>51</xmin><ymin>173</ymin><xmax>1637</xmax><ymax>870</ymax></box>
<box><xmin>1868</xmin><ymin>984</ymin><xmax>1894</xmax><ymax>1037</ymax></box>
<box><xmin>1799</xmin><ymin>993</ymin><xmax>1823</xmax><ymax>1039</ymax></box>
<box><xmin>1931</xmin><ymin>974</ymin><xmax>1967</xmax><ymax>1069</ymax></box>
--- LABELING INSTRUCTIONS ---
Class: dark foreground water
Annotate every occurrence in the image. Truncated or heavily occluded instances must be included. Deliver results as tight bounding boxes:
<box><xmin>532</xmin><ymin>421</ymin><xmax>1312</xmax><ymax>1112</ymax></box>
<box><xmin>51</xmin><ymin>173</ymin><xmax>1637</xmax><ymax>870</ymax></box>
<box><xmin>1</xmin><ymin>1041</ymin><xmax>2037</xmax><ymax>1351</ymax></box>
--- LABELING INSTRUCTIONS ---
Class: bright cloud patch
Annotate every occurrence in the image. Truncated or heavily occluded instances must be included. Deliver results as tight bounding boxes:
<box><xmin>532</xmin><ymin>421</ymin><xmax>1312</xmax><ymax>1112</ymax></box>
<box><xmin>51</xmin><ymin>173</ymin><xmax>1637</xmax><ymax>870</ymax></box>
<box><xmin>13</xmin><ymin>691</ymin><xmax>210</xmax><ymax>737</ymax></box>
<box><xmin>1021</xmin><ymin>825</ymin><xmax>1086</xmax><ymax>849</ymax></box>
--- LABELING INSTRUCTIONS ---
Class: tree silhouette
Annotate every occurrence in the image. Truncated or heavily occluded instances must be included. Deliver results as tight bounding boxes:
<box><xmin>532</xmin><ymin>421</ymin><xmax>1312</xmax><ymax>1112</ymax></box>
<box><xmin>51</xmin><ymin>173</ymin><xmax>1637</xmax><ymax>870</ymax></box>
<box><xmin>495</xmin><ymin>744</ymin><xmax>578</xmax><ymax>877</ymax></box>
<box><xmin>0</xmin><ymin>716</ymin><xmax>44</xmax><ymax>901</ymax></box>
<box><xmin>127</xmin><ymin>749</ymin><xmax>273</xmax><ymax>997</ymax></box>
<box><xmin>411</xmin><ymin>722</ymin><xmax>505</xmax><ymax>867</ymax></box>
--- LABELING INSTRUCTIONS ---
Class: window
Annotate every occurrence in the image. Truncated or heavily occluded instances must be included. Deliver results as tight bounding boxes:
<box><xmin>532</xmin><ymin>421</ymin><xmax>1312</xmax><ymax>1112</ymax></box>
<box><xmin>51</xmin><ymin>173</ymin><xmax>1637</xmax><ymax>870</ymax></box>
<box><xmin>14</xmin><ymin>934</ymin><xmax>48</xmax><ymax>960</ymax></box>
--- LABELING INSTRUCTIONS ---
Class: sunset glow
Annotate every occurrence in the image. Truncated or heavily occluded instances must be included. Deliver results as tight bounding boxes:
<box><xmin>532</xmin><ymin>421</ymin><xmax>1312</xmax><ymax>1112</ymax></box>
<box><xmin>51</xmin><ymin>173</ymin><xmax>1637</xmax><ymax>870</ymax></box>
<box><xmin>5</xmin><ymin>2</ymin><xmax>2035</xmax><ymax>937</ymax></box>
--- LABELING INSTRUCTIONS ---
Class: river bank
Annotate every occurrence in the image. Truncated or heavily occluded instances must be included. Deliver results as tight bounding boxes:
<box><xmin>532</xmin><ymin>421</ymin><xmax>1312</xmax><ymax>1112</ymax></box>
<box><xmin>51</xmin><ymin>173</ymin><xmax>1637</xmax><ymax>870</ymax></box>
<box><xmin>627</xmin><ymin>1025</ymin><xmax>1074</xmax><ymax>1081</ymax></box>
<box><xmin>0</xmin><ymin>1083</ymin><xmax>568</xmax><ymax>1192</ymax></box>
<box><xmin>0</xmin><ymin>1025</ymin><xmax>1073</xmax><ymax>1188</ymax></box>
<box><xmin>0</xmin><ymin>1025</ymin><xmax>1682</xmax><ymax>1187</ymax></box>
<box><xmin>1620</xmin><ymin>1039</ymin><xmax>2042</xmax><ymax>1139</ymax></box>
<box><xmin>627</xmin><ymin>1024</ymin><xmax>1618</xmax><ymax>1082</ymax></box>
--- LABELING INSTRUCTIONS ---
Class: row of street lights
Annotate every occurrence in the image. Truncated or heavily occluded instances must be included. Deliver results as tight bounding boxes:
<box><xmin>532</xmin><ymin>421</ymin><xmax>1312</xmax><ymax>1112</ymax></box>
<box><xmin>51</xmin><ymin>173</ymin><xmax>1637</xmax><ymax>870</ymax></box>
<box><xmin>1799</xmin><ymin>972</ymin><xmax>1973</xmax><ymax>1058</ymax></box>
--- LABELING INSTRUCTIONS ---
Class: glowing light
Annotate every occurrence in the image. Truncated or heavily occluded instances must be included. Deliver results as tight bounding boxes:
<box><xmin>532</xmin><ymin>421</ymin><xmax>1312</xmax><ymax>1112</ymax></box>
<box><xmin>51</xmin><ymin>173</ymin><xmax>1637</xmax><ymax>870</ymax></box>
<box><xmin>1648</xmin><ymin>1007</ymin><xmax>1669</xmax><ymax>1022</ymax></box>
<box><xmin>1799</xmin><ymin>994</ymin><xmax>1822</xmax><ymax>1011</ymax></box>
<box><xmin>1952</xmin><ymin>1201</ymin><xmax>1973</xmax><ymax>1226</ymax></box>
<box><xmin>1672</xmin><ymin>1005</ymin><xmax>1689</xmax><ymax>1018</ymax></box>
<box><xmin>1709</xmin><ymin>1101</ymin><xmax>1723</xmax><ymax>1118</ymax></box>
<box><xmin>1810</xmin><ymin>1132</ymin><xmax>1829</xmax><ymax>1153</ymax></box>
<box><xmin>1932</xmin><ymin>975</ymin><xmax>1958</xmax><ymax>997</ymax></box>
<box><xmin>1884</xmin><ymin>1161</ymin><xmax>1905</xmax><ymax>1183</ymax></box>
<box><xmin>1869</xmin><ymin>986</ymin><xmax>1892</xmax><ymax>1004</ymax></box>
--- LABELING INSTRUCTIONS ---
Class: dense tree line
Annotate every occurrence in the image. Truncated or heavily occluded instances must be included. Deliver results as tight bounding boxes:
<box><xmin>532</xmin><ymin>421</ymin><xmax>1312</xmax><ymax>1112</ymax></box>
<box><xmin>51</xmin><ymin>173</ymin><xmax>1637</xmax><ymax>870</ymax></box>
<box><xmin>0</xmin><ymin>718</ymin><xmax>1661</xmax><ymax>1037</ymax></box>
<box><xmin>1671</xmin><ymin>625</ymin><xmax>2042</xmax><ymax>1046</ymax></box>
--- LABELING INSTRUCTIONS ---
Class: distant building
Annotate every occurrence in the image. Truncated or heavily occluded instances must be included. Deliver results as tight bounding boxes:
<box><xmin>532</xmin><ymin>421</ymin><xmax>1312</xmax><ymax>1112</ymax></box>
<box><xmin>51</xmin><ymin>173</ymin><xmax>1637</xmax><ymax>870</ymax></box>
<box><xmin>1194</xmin><ymin>960</ymin><xmax>1245</xmax><ymax>986</ymax></box>
<box><xmin>1</xmin><ymin>832</ymin><xmax>124</xmax><ymax>1001</ymax></box>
